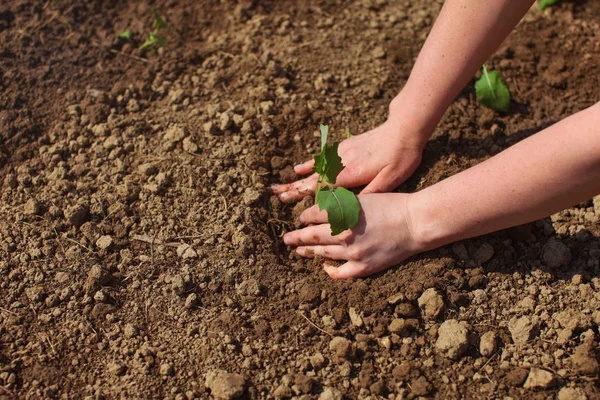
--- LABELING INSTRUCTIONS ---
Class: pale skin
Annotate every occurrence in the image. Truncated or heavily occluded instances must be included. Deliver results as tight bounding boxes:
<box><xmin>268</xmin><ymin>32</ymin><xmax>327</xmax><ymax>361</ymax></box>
<box><xmin>272</xmin><ymin>0</ymin><xmax>600</xmax><ymax>279</ymax></box>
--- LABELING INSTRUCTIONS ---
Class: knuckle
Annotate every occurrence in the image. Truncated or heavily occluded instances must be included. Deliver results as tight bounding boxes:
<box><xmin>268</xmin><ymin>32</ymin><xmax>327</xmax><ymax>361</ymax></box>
<box><xmin>347</xmin><ymin>246</ymin><xmax>364</xmax><ymax>260</ymax></box>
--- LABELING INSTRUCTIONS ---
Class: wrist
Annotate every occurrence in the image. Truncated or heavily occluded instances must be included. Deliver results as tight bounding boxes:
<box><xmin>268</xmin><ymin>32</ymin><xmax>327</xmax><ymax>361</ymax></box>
<box><xmin>406</xmin><ymin>189</ymin><xmax>452</xmax><ymax>253</ymax></box>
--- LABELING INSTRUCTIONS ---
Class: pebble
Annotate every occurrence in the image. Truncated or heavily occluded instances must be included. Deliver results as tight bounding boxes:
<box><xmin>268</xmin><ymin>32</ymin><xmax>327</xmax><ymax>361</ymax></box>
<box><xmin>160</xmin><ymin>363</ymin><xmax>174</xmax><ymax>376</ymax></box>
<box><xmin>138</xmin><ymin>163</ymin><xmax>158</xmax><ymax>176</ymax></box>
<box><xmin>508</xmin><ymin>316</ymin><xmax>538</xmax><ymax>345</ymax></box>
<box><xmin>318</xmin><ymin>387</ymin><xmax>343</xmax><ymax>400</ymax></box>
<box><xmin>163</xmin><ymin>125</ymin><xmax>186</xmax><ymax>142</ymax></box>
<box><xmin>479</xmin><ymin>331</ymin><xmax>498</xmax><ymax>357</ymax></box>
<box><xmin>65</xmin><ymin>203</ymin><xmax>89</xmax><ymax>227</ymax></box>
<box><xmin>182</xmin><ymin>137</ymin><xmax>199</xmax><ymax>153</ymax></box>
<box><xmin>471</xmin><ymin>242</ymin><xmax>494</xmax><ymax>264</ymax></box>
<box><xmin>410</xmin><ymin>376</ymin><xmax>432</xmax><ymax>396</ymax></box>
<box><xmin>542</xmin><ymin>238</ymin><xmax>572</xmax><ymax>268</ymax></box>
<box><xmin>185</xmin><ymin>293</ymin><xmax>198</xmax><ymax>309</ymax></box>
<box><xmin>309</xmin><ymin>353</ymin><xmax>326</xmax><ymax>370</ymax></box>
<box><xmin>205</xmin><ymin>369</ymin><xmax>246</xmax><ymax>399</ymax></box>
<box><xmin>418</xmin><ymin>288</ymin><xmax>444</xmax><ymax>320</ymax></box>
<box><xmin>593</xmin><ymin>195</ymin><xmax>600</xmax><ymax>215</ymax></box>
<box><xmin>506</xmin><ymin>368</ymin><xmax>528</xmax><ymax>387</ymax></box>
<box><xmin>177</xmin><ymin>244</ymin><xmax>198</xmax><ymax>260</ymax></box>
<box><xmin>554</xmin><ymin>309</ymin><xmax>592</xmax><ymax>332</ymax></box>
<box><xmin>124</xmin><ymin>323</ymin><xmax>138</xmax><ymax>338</ymax></box>
<box><xmin>273</xmin><ymin>384</ymin><xmax>292</xmax><ymax>398</ymax></box>
<box><xmin>523</xmin><ymin>368</ymin><xmax>556</xmax><ymax>389</ymax></box>
<box><xmin>96</xmin><ymin>235</ymin><xmax>113</xmax><ymax>250</ymax></box>
<box><xmin>24</xmin><ymin>199</ymin><xmax>42</xmax><ymax>215</ymax></box>
<box><xmin>571</xmin><ymin>342</ymin><xmax>599</xmax><ymax>375</ymax></box>
<box><xmin>349</xmin><ymin>307</ymin><xmax>363</xmax><ymax>327</ymax></box>
<box><xmin>243</xmin><ymin>187</ymin><xmax>262</xmax><ymax>205</ymax></box>
<box><xmin>220</xmin><ymin>113</ymin><xmax>232</xmax><ymax>131</ymax></box>
<box><xmin>435</xmin><ymin>319</ymin><xmax>469</xmax><ymax>360</ymax></box>
<box><xmin>171</xmin><ymin>275</ymin><xmax>187</xmax><ymax>296</ymax></box>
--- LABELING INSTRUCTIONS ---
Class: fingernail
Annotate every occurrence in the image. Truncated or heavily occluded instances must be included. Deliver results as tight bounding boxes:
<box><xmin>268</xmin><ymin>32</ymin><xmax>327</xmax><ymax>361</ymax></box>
<box><xmin>283</xmin><ymin>235</ymin><xmax>292</xmax><ymax>245</ymax></box>
<box><xmin>280</xmin><ymin>192</ymin><xmax>290</xmax><ymax>201</ymax></box>
<box><xmin>270</xmin><ymin>184</ymin><xmax>280</xmax><ymax>191</ymax></box>
<box><xmin>299</xmin><ymin>214</ymin><xmax>305</xmax><ymax>224</ymax></box>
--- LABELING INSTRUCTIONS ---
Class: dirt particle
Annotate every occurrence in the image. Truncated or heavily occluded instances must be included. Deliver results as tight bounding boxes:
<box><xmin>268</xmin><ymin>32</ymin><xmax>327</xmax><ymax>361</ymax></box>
<box><xmin>298</xmin><ymin>284</ymin><xmax>320</xmax><ymax>303</ymax></box>
<box><xmin>418</xmin><ymin>288</ymin><xmax>444</xmax><ymax>320</ymax></box>
<box><xmin>318</xmin><ymin>387</ymin><xmax>343</xmax><ymax>400</ymax></box>
<box><xmin>109</xmin><ymin>362</ymin><xmax>126</xmax><ymax>376</ymax></box>
<box><xmin>571</xmin><ymin>342</ymin><xmax>599</xmax><ymax>376</ymax></box>
<box><xmin>505</xmin><ymin>368</ymin><xmax>528</xmax><ymax>387</ymax></box>
<box><xmin>182</xmin><ymin>137</ymin><xmax>199</xmax><ymax>153</ymax></box>
<box><xmin>96</xmin><ymin>235</ymin><xmax>113</xmax><ymax>250</ymax></box>
<box><xmin>138</xmin><ymin>163</ymin><xmax>158</xmax><ymax>177</ymax></box>
<box><xmin>24</xmin><ymin>199</ymin><xmax>42</xmax><ymax>216</ymax></box>
<box><xmin>523</xmin><ymin>368</ymin><xmax>556</xmax><ymax>389</ymax></box>
<box><xmin>349</xmin><ymin>307</ymin><xmax>363</xmax><ymax>327</ymax></box>
<box><xmin>558</xmin><ymin>387</ymin><xmax>588</xmax><ymax>400</ymax></box>
<box><xmin>205</xmin><ymin>370</ymin><xmax>246</xmax><ymax>399</ymax></box>
<box><xmin>309</xmin><ymin>353</ymin><xmax>326</xmax><ymax>370</ymax></box>
<box><xmin>91</xmin><ymin>303</ymin><xmax>116</xmax><ymax>320</ymax></box>
<box><xmin>65</xmin><ymin>204</ymin><xmax>89</xmax><ymax>227</ymax></box>
<box><xmin>273</xmin><ymin>384</ymin><xmax>292</xmax><ymax>398</ymax></box>
<box><xmin>164</xmin><ymin>125</ymin><xmax>186</xmax><ymax>142</ymax></box>
<box><xmin>542</xmin><ymin>238</ymin><xmax>572</xmax><ymax>268</ymax></box>
<box><xmin>479</xmin><ymin>331</ymin><xmax>498</xmax><ymax>357</ymax></box>
<box><xmin>177</xmin><ymin>244</ymin><xmax>198</xmax><ymax>260</ymax></box>
<box><xmin>185</xmin><ymin>293</ymin><xmax>198</xmax><ymax>309</ymax></box>
<box><xmin>554</xmin><ymin>309</ymin><xmax>592</xmax><ymax>332</ymax></box>
<box><xmin>508</xmin><ymin>316</ymin><xmax>538</xmax><ymax>345</ymax></box>
<box><xmin>171</xmin><ymin>275</ymin><xmax>187</xmax><ymax>296</ymax></box>
<box><xmin>124</xmin><ymin>323</ymin><xmax>138</xmax><ymax>338</ymax></box>
<box><xmin>471</xmin><ymin>242</ymin><xmax>494</xmax><ymax>264</ymax></box>
<box><xmin>160</xmin><ymin>363</ymin><xmax>174</xmax><ymax>376</ymax></box>
<box><xmin>410</xmin><ymin>376</ymin><xmax>432</xmax><ymax>396</ymax></box>
<box><xmin>243</xmin><ymin>187</ymin><xmax>263</xmax><ymax>205</ymax></box>
<box><xmin>329</xmin><ymin>337</ymin><xmax>355</xmax><ymax>363</ymax></box>
<box><xmin>435</xmin><ymin>319</ymin><xmax>469</xmax><ymax>360</ymax></box>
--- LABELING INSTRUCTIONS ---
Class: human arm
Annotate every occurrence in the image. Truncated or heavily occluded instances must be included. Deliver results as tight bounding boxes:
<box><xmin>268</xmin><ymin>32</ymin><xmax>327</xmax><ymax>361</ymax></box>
<box><xmin>285</xmin><ymin>102</ymin><xmax>600</xmax><ymax>279</ymax></box>
<box><xmin>273</xmin><ymin>0</ymin><xmax>536</xmax><ymax>202</ymax></box>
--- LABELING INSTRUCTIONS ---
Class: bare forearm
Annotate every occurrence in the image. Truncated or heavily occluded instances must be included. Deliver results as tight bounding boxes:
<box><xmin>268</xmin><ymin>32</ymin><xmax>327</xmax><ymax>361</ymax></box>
<box><xmin>391</xmin><ymin>0</ymin><xmax>535</xmax><ymax>144</ymax></box>
<box><xmin>411</xmin><ymin>102</ymin><xmax>600</xmax><ymax>249</ymax></box>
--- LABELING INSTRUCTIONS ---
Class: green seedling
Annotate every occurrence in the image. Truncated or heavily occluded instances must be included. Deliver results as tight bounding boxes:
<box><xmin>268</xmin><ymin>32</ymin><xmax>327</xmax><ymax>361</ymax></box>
<box><xmin>312</xmin><ymin>125</ymin><xmax>361</xmax><ymax>235</ymax></box>
<box><xmin>539</xmin><ymin>0</ymin><xmax>558</xmax><ymax>11</ymax></box>
<box><xmin>475</xmin><ymin>65</ymin><xmax>511</xmax><ymax>113</ymax></box>
<box><xmin>140</xmin><ymin>9</ymin><xmax>167</xmax><ymax>52</ymax></box>
<box><xmin>117</xmin><ymin>29</ymin><xmax>131</xmax><ymax>41</ymax></box>
<box><xmin>346</xmin><ymin>131</ymin><xmax>353</xmax><ymax>138</ymax></box>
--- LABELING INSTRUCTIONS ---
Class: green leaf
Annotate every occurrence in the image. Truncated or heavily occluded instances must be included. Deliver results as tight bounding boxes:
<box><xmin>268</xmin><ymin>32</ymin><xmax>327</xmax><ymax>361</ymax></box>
<box><xmin>117</xmin><ymin>29</ymin><xmax>131</xmax><ymax>40</ymax></box>
<box><xmin>320</xmin><ymin>124</ymin><xmax>328</xmax><ymax>150</ymax></box>
<box><xmin>139</xmin><ymin>33</ymin><xmax>166</xmax><ymax>51</ymax></box>
<box><xmin>313</xmin><ymin>142</ymin><xmax>344</xmax><ymax>184</ymax></box>
<box><xmin>316</xmin><ymin>186</ymin><xmax>360</xmax><ymax>235</ymax></box>
<box><xmin>539</xmin><ymin>0</ymin><xmax>558</xmax><ymax>11</ymax></box>
<box><xmin>153</xmin><ymin>9</ymin><xmax>167</xmax><ymax>31</ymax></box>
<box><xmin>346</xmin><ymin>131</ymin><xmax>353</xmax><ymax>138</ymax></box>
<box><xmin>475</xmin><ymin>65</ymin><xmax>511</xmax><ymax>113</ymax></box>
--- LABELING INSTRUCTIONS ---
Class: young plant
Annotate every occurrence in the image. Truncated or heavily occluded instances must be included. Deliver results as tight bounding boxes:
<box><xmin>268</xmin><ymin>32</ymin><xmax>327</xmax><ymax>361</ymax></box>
<box><xmin>140</xmin><ymin>9</ymin><xmax>167</xmax><ymax>52</ymax></box>
<box><xmin>117</xmin><ymin>29</ymin><xmax>131</xmax><ymax>41</ymax></box>
<box><xmin>539</xmin><ymin>0</ymin><xmax>558</xmax><ymax>11</ymax></box>
<box><xmin>312</xmin><ymin>125</ymin><xmax>361</xmax><ymax>236</ymax></box>
<box><xmin>475</xmin><ymin>65</ymin><xmax>511</xmax><ymax>113</ymax></box>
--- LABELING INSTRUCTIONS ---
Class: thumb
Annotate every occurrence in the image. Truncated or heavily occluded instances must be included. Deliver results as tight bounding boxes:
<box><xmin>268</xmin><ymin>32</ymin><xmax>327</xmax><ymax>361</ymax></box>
<box><xmin>360</xmin><ymin>166</ymin><xmax>401</xmax><ymax>194</ymax></box>
<box><xmin>323</xmin><ymin>261</ymin><xmax>366</xmax><ymax>280</ymax></box>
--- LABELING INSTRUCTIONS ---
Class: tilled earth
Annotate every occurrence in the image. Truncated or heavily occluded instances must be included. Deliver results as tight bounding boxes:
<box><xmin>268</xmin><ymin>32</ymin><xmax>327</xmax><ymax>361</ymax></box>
<box><xmin>1</xmin><ymin>0</ymin><xmax>600</xmax><ymax>399</ymax></box>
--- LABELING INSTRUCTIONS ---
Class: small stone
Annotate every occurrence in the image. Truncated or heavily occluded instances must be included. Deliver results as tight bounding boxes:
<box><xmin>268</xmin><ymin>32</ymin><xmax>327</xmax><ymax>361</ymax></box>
<box><xmin>309</xmin><ymin>353</ymin><xmax>326</xmax><ymax>370</ymax></box>
<box><xmin>93</xmin><ymin>290</ymin><xmax>107</xmax><ymax>303</ymax></box>
<box><xmin>372</xmin><ymin>46</ymin><xmax>386</xmax><ymax>59</ymax></box>
<box><xmin>479</xmin><ymin>331</ymin><xmax>498</xmax><ymax>357</ymax></box>
<box><xmin>124</xmin><ymin>323</ymin><xmax>138</xmax><ymax>338</ymax></box>
<box><xmin>329</xmin><ymin>336</ymin><xmax>355</xmax><ymax>363</ymax></box>
<box><xmin>203</xmin><ymin>121</ymin><xmax>218</xmax><ymax>135</ymax></box>
<box><xmin>543</xmin><ymin>238</ymin><xmax>572</xmax><ymax>268</ymax></box>
<box><xmin>558</xmin><ymin>387</ymin><xmax>587</xmax><ymax>400</ymax></box>
<box><xmin>182</xmin><ymin>137</ymin><xmax>199</xmax><ymax>153</ymax></box>
<box><xmin>349</xmin><ymin>307</ymin><xmax>363</xmax><ymax>327</ymax></box>
<box><xmin>523</xmin><ymin>368</ymin><xmax>556</xmax><ymax>389</ymax></box>
<box><xmin>318</xmin><ymin>387</ymin><xmax>343</xmax><ymax>400</ymax></box>
<box><xmin>185</xmin><ymin>293</ymin><xmax>198</xmax><ymax>309</ymax></box>
<box><xmin>138</xmin><ymin>163</ymin><xmax>158</xmax><ymax>176</ymax></box>
<box><xmin>509</xmin><ymin>316</ymin><xmax>538</xmax><ymax>345</ymax></box>
<box><xmin>388</xmin><ymin>318</ymin><xmax>409</xmax><ymax>335</ymax></box>
<box><xmin>160</xmin><ymin>363</ymin><xmax>174</xmax><ymax>376</ymax></box>
<box><xmin>593</xmin><ymin>195</ymin><xmax>600</xmax><ymax>215</ymax></box>
<box><xmin>177</xmin><ymin>244</ymin><xmax>198</xmax><ymax>260</ymax></box>
<box><xmin>554</xmin><ymin>309</ymin><xmax>592</xmax><ymax>332</ymax></box>
<box><xmin>220</xmin><ymin>113</ymin><xmax>232</xmax><ymax>131</ymax></box>
<box><xmin>103</xmin><ymin>135</ymin><xmax>121</xmax><ymax>150</ymax></box>
<box><xmin>168</xmin><ymin>88</ymin><xmax>185</xmax><ymax>105</ymax></box>
<box><xmin>259</xmin><ymin>101</ymin><xmax>274</xmax><ymax>114</ymax></box>
<box><xmin>65</xmin><ymin>204</ymin><xmax>89</xmax><ymax>227</ymax></box>
<box><xmin>436</xmin><ymin>319</ymin><xmax>469</xmax><ymax>360</ymax></box>
<box><xmin>418</xmin><ymin>288</ymin><xmax>444</xmax><ymax>320</ymax></box>
<box><xmin>505</xmin><ymin>368</ymin><xmax>528</xmax><ymax>387</ymax></box>
<box><xmin>205</xmin><ymin>370</ymin><xmax>246</xmax><ymax>399</ymax></box>
<box><xmin>452</xmin><ymin>243</ymin><xmax>469</xmax><ymax>260</ymax></box>
<box><xmin>298</xmin><ymin>284</ymin><xmax>320</xmax><ymax>303</ymax></box>
<box><xmin>24</xmin><ymin>199</ymin><xmax>42</xmax><ymax>215</ymax></box>
<box><xmin>96</xmin><ymin>235</ymin><xmax>113</xmax><ymax>250</ymax></box>
<box><xmin>395</xmin><ymin>303</ymin><xmax>419</xmax><ymax>318</ymax></box>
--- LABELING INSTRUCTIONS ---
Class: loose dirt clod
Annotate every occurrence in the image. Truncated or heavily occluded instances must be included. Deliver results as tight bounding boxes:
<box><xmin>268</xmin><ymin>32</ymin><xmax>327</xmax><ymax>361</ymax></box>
<box><xmin>508</xmin><ymin>316</ymin><xmax>538</xmax><ymax>345</ymax></box>
<box><xmin>205</xmin><ymin>370</ymin><xmax>246</xmax><ymax>399</ymax></box>
<box><xmin>542</xmin><ymin>238</ymin><xmax>572</xmax><ymax>268</ymax></box>
<box><xmin>319</xmin><ymin>387</ymin><xmax>343</xmax><ymax>400</ymax></box>
<box><xmin>479</xmin><ymin>331</ymin><xmax>498</xmax><ymax>357</ymax></box>
<box><xmin>558</xmin><ymin>387</ymin><xmax>588</xmax><ymax>400</ymax></box>
<box><xmin>435</xmin><ymin>319</ymin><xmax>469</xmax><ymax>360</ymax></box>
<box><xmin>418</xmin><ymin>288</ymin><xmax>444</xmax><ymax>320</ymax></box>
<box><xmin>523</xmin><ymin>368</ymin><xmax>556</xmax><ymax>389</ymax></box>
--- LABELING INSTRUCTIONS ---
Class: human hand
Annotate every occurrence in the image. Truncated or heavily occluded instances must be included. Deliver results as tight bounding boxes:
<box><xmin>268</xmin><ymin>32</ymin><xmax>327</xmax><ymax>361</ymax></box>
<box><xmin>271</xmin><ymin>117</ymin><xmax>426</xmax><ymax>203</ymax></box>
<box><xmin>282</xmin><ymin>193</ymin><xmax>425</xmax><ymax>279</ymax></box>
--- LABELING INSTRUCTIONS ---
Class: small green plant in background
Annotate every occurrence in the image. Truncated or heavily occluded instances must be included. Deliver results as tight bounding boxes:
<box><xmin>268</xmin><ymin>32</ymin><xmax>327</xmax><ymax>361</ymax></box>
<box><xmin>117</xmin><ymin>29</ymin><xmax>131</xmax><ymax>41</ymax></box>
<box><xmin>475</xmin><ymin>65</ymin><xmax>511</xmax><ymax>113</ymax></box>
<box><xmin>539</xmin><ymin>0</ymin><xmax>559</xmax><ymax>11</ymax></box>
<box><xmin>312</xmin><ymin>125</ymin><xmax>361</xmax><ymax>236</ymax></box>
<box><xmin>140</xmin><ymin>9</ymin><xmax>167</xmax><ymax>52</ymax></box>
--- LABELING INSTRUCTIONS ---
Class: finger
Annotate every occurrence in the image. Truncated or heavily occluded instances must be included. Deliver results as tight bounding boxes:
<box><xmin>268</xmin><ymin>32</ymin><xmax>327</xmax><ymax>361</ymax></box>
<box><xmin>296</xmin><ymin>245</ymin><xmax>347</xmax><ymax>260</ymax></box>
<box><xmin>283</xmin><ymin>224</ymin><xmax>339</xmax><ymax>246</ymax></box>
<box><xmin>299</xmin><ymin>205</ymin><xmax>328</xmax><ymax>225</ymax></box>
<box><xmin>323</xmin><ymin>261</ymin><xmax>366</xmax><ymax>280</ymax></box>
<box><xmin>279</xmin><ymin>174</ymin><xmax>319</xmax><ymax>203</ymax></box>
<box><xmin>360</xmin><ymin>165</ymin><xmax>403</xmax><ymax>194</ymax></box>
<box><xmin>294</xmin><ymin>159</ymin><xmax>315</xmax><ymax>175</ymax></box>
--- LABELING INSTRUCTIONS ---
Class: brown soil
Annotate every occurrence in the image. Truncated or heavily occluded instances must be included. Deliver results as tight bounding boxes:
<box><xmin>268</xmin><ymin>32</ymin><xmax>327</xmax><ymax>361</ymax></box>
<box><xmin>1</xmin><ymin>1</ymin><xmax>599</xmax><ymax>399</ymax></box>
